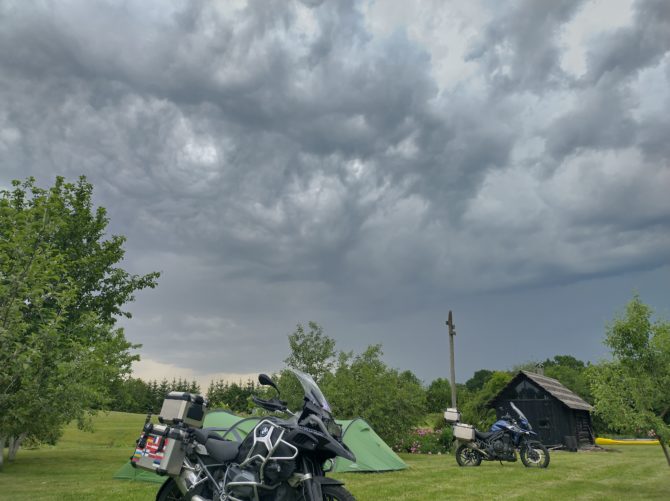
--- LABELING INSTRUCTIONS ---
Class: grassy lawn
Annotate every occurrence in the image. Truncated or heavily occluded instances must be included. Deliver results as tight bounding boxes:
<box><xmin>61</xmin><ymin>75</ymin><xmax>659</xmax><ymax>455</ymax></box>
<box><xmin>0</xmin><ymin>411</ymin><xmax>668</xmax><ymax>500</ymax></box>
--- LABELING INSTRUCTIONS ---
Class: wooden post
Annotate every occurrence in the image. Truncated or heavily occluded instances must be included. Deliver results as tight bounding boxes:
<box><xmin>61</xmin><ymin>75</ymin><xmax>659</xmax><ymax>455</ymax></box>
<box><xmin>446</xmin><ymin>311</ymin><xmax>457</xmax><ymax>409</ymax></box>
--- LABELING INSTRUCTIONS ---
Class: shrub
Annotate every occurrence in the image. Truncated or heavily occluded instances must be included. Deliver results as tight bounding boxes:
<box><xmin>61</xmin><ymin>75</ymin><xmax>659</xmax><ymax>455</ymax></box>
<box><xmin>431</xmin><ymin>413</ymin><xmax>447</xmax><ymax>431</ymax></box>
<box><xmin>394</xmin><ymin>427</ymin><xmax>453</xmax><ymax>454</ymax></box>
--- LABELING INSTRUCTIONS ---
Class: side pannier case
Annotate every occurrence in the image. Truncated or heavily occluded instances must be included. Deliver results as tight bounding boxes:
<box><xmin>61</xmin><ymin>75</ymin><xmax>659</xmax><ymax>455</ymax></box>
<box><xmin>453</xmin><ymin>423</ymin><xmax>475</xmax><ymax>441</ymax></box>
<box><xmin>159</xmin><ymin>392</ymin><xmax>206</xmax><ymax>428</ymax></box>
<box><xmin>131</xmin><ymin>424</ymin><xmax>186</xmax><ymax>476</ymax></box>
<box><xmin>444</xmin><ymin>408</ymin><xmax>461</xmax><ymax>423</ymax></box>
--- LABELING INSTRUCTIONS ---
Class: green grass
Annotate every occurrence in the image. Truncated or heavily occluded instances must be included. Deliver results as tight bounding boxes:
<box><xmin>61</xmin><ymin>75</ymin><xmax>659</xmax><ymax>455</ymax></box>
<box><xmin>0</xmin><ymin>412</ymin><xmax>668</xmax><ymax>500</ymax></box>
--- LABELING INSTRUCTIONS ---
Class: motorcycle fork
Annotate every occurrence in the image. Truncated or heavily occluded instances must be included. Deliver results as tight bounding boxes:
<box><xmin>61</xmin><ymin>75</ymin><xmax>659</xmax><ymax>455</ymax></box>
<box><xmin>299</xmin><ymin>457</ymin><xmax>323</xmax><ymax>500</ymax></box>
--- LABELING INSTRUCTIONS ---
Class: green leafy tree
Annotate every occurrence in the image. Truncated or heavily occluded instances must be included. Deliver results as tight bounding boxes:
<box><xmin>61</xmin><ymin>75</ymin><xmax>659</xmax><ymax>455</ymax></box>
<box><xmin>465</xmin><ymin>369</ymin><xmax>494</xmax><ymax>393</ymax></box>
<box><xmin>426</xmin><ymin>378</ymin><xmax>452</xmax><ymax>413</ymax></box>
<box><xmin>207</xmin><ymin>379</ymin><xmax>257</xmax><ymax>414</ymax></box>
<box><xmin>324</xmin><ymin>345</ymin><xmax>426</xmax><ymax>447</ymax></box>
<box><xmin>588</xmin><ymin>296</ymin><xmax>670</xmax><ymax>466</ymax></box>
<box><xmin>543</xmin><ymin>355</ymin><xmax>592</xmax><ymax>403</ymax></box>
<box><xmin>107</xmin><ymin>377</ymin><xmax>155</xmax><ymax>414</ymax></box>
<box><xmin>284</xmin><ymin>321</ymin><xmax>336</xmax><ymax>384</ymax></box>
<box><xmin>276</xmin><ymin>321</ymin><xmax>338</xmax><ymax>414</ymax></box>
<box><xmin>0</xmin><ymin>177</ymin><xmax>159</xmax><ymax>465</ymax></box>
<box><xmin>460</xmin><ymin>371</ymin><xmax>513</xmax><ymax>429</ymax></box>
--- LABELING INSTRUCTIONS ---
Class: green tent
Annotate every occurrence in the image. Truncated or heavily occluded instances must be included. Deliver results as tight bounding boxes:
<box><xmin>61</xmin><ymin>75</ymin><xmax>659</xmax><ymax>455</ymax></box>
<box><xmin>332</xmin><ymin>418</ymin><xmax>406</xmax><ymax>472</ymax></box>
<box><xmin>114</xmin><ymin>410</ymin><xmax>406</xmax><ymax>482</ymax></box>
<box><xmin>113</xmin><ymin>462</ymin><xmax>165</xmax><ymax>483</ymax></box>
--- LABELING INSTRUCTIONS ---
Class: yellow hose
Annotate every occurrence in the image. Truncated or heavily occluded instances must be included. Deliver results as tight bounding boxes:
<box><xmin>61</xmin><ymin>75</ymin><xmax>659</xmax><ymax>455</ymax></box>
<box><xmin>595</xmin><ymin>437</ymin><xmax>659</xmax><ymax>446</ymax></box>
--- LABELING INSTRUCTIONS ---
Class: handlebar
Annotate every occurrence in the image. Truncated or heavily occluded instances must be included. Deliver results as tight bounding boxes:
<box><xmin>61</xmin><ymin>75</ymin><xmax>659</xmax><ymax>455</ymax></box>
<box><xmin>252</xmin><ymin>395</ymin><xmax>288</xmax><ymax>413</ymax></box>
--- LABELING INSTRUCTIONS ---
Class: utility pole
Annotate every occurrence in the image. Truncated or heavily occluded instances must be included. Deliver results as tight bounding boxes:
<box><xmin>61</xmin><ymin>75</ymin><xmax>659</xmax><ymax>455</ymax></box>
<box><xmin>446</xmin><ymin>310</ymin><xmax>457</xmax><ymax>408</ymax></box>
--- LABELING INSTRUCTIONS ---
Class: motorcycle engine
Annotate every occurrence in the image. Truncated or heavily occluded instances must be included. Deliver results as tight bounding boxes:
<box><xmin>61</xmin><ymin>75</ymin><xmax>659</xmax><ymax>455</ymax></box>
<box><xmin>263</xmin><ymin>459</ymin><xmax>296</xmax><ymax>483</ymax></box>
<box><xmin>492</xmin><ymin>436</ymin><xmax>514</xmax><ymax>458</ymax></box>
<box><xmin>224</xmin><ymin>465</ymin><xmax>259</xmax><ymax>499</ymax></box>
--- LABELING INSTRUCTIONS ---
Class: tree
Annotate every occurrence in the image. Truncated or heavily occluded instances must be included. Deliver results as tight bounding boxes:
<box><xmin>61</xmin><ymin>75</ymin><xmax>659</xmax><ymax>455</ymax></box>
<box><xmin>460</xmin><ymin>371</ymin><xmax>513</xmax><ymax>429</ymax></box>
<box><xmin>284</xmin><ymin>322</ymin><xmax>336</xmax><ymax>384</ymax></box>
<box><xmin>207</xmin><ymin>379</ymin><xmax>257</xmax><ymax>414</ymax></box>
<box><xmin>543</xmin><ymin>355</ymin><xmax>592</xmax><ymax>403</ymax></box>
<box><xmin>324</xmin><ymin>345</ymin><xmax>426</xmax><ymax>447</ymax></box>
<box><xmin>426</xmin><ymin>378</ymin><xmax>452</xmax><ymax>413</ymax></box>
<box><xmin>107</xmin><ymin>377</ymin><xmax>154</xmax><ymax>414</ymax></box>
<box><xmin>465</xmin><ymin>369</ymin><xmax>494</xmax><ymax>393</ymax></box>
<box><xmin>0</xmin><ymin>177</ymin><xmax>159</xmax><ymax>465</ymax></box>
<box><xmin>588</xmin><ymin>296</ymin><xmax>670</xmax><ymax>466</ymax></box>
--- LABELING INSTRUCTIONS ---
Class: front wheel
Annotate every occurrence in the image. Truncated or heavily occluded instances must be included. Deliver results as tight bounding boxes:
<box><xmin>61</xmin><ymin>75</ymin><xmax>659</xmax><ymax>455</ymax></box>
<box><xmin>323</xmin><ymin>484</ymin><xmax>356</xmax><ymax>501</ymax></box>
<box><xmin>520</xmin><ymin>442</ymin><xmax>550</xmax><ymax>468</ymax></box>
<box><xmin>455</xmin><ymin>444</ymin><xmax>482</xmax><ymax>467</ymax></box>
<box><xmin>156</xmin><ymin>479</ymin><xmax>183</xmax><ymax>501</ymax></box>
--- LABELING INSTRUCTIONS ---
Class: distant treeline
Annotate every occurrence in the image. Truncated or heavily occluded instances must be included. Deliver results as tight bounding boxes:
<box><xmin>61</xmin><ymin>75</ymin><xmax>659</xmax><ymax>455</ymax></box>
<box><xmin>106</xmin><ymin>354</ymin><xmax>593</xmax><ymax>427</ymax></box>
<box><xmin>107</xmin><ymin>377</ymin><xmax>259</xmax><ymax>414</ymax></box>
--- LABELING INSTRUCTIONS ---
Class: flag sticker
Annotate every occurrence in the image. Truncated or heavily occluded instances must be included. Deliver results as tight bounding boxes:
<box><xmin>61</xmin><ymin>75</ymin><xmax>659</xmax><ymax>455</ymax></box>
<box><xmin>132</xmin><ymin>434</ymin><xmax>168</xmax><ymax>467</ymax></box>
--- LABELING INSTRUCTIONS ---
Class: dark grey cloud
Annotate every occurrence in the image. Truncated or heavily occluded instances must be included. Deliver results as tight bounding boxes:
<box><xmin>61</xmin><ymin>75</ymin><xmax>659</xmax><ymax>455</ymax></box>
<box><xmin>584</xmin><ymin>0</ymin><xmax>670</xmax><ymax>84</ymax></box>
<box><xmin>466</xmin><ymin>0</ymin><xmax>584</xmax><ymax>93</ymax></box>
<box><xmin>638</xmin><ymin>116</ymin><xmax>670</xmax><ymax>161</ymax></box>
<box><xmin>544</xmin><ymin>82</ymin><xmax>637</xmax><ymax>158</ymax></box>
<box><xmin>1</xmin><ymin>0</ymin><xmax>668</xmax><ymax>382</ymax></box>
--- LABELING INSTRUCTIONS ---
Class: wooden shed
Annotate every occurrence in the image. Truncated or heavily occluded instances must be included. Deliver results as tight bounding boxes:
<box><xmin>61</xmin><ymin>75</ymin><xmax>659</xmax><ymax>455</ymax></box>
<box><xmin>489</xmin><ymin>370</ymin><xmax>594</xmax><ymax>449</ymax></box>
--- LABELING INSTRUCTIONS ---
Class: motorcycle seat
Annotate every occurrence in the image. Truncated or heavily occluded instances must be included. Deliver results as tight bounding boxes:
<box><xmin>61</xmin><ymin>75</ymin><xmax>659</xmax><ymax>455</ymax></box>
<box><xmin>475</xmin><ymin>430</ymin><xmax>496</xmax><ymax>440</ymax></box>
<box><xmin>192</xmin><ymin>428</ymin><xmax>226</xmax><ymax>444</ymax></box>
<box><xmin>205</xmin><ymin>438</ymin><xmax>241</xmax><ymax>463</ymax></box>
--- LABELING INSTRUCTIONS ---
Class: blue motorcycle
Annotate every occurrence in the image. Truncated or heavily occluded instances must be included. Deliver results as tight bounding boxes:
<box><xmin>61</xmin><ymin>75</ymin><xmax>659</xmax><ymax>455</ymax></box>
<box><xmin>454</xmin><ymin>403</ymin><xmax>550</xmax><ymax>468</ymax></box>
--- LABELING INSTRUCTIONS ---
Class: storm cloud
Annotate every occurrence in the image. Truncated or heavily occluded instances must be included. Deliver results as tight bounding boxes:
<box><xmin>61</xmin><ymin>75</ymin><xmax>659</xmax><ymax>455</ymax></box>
<box><xmin>1</xmin><ymin>0</ymin><xmax>668</xmax><ymax>383</ymax></box>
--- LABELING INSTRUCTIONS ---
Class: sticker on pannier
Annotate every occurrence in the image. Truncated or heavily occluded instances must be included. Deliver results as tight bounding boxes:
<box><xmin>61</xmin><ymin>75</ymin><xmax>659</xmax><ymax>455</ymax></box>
<box><xmin>132</xmin><ymin>434</ymin><xmax>167</xmax><ymax>468</ymax></box>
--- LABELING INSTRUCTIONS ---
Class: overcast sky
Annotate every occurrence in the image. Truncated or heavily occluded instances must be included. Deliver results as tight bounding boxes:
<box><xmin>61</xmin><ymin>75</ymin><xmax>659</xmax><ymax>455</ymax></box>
<box><xmin>1</xmin><ymin>0</ymin><xmax>669</xmax><ymax>387</ymax></box>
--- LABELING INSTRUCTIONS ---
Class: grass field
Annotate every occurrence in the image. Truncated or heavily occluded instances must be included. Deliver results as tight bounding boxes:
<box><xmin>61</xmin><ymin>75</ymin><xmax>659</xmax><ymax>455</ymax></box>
<box><xmin>0</xmin><ymin>412</ymin><xmax>668</xmax><ymax>500</ymax></box>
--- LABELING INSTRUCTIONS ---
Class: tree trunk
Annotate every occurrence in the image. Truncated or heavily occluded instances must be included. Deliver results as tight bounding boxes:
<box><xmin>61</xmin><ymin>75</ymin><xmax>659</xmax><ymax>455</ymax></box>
<box><xmin>7</xmin><ymin>433</ymin><xmax>26</xmax><ymax>462</ymax></box>
<box><xmin>0</xmin><ymin>435</ymin><xmax>5</xmax><ymax>469</ymax></box>
<box><xmin>660</xmin><ymin>408</ymin><xmax>670</xmax><ymax>467</ymax></box>
<box><xmin>661</xmin><ymin>440</ymin><xmax>670</xmax><ymax>468</ymax></box>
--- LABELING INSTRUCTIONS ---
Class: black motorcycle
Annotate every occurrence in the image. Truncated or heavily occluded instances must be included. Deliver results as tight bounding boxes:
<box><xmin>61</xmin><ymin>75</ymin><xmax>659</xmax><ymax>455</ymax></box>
<box><xmin>453</xmin><ymin>403</ymin><xmax>550</xmax><ymax>468</ymax></box>
<box><xmin>133</xmin><ymin>369</ymin><xmax>356</xmax><ymax>501</ymax></box>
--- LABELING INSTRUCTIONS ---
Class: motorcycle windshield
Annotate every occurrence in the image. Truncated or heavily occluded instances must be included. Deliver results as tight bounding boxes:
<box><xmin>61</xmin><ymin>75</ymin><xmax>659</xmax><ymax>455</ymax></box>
<box><xmin>288</xmin><ymin>368</ymin><xmax>332</xmax><ymax>412</ymax></box>
<box><xmin>510</xmin><ymin>402</ymin><xmax>531</xmax><ymax>429</ymax></box>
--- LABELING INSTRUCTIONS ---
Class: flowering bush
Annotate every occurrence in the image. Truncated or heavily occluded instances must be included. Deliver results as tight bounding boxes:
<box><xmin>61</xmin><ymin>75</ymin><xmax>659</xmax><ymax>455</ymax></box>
<box><xmin>394</xmin><ymin>427</ymin><xmax>453</xmax><ymax>454</ymax></box>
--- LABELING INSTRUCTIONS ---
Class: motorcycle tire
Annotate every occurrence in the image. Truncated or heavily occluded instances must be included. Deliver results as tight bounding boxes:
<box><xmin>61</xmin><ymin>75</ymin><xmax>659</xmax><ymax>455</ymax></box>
<box><xmin>520</xmin><ymin>442</ymin><xmax>550</xmax><ymax>468</ymax></box>
<box><xmin>156</xmin><ymin>479</ymin><xmax>183</xmax><ymax>501</ymax></box>
<box><xmin>322</xmin><ymin>484</ymin><xmax>356</xmax><ymax>501</ymax></box>
<box><xmin>455</xmin><ymin>444</ymin><xmax>482</xmax><ymax>467</ymax></box>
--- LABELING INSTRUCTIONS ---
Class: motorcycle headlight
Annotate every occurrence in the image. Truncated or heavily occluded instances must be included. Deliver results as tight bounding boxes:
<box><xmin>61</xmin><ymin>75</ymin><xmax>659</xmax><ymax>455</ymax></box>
<box><xmin>326</xmin><ymin>419</ymin><xmax>342</xmax><ymax>439</ymax></box>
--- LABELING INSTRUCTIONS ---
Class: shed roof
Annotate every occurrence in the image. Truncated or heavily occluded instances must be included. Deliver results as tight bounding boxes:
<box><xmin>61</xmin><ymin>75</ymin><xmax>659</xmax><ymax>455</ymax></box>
<box><xmin>493</xmin><ymin>370</ymin><xmax>593</xmax><ymax>412</ymax></box>
<box><xmin>521</xmin><ymin>370</ymin><xmax>593</xmax><ymax>411</ymax></box>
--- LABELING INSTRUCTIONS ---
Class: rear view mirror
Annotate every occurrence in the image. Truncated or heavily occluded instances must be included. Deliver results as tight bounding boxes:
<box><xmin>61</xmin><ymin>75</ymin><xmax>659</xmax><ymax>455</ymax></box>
<box><xmin>258</xmin><ymin>373</ymin><xmax>279</xmax><ymax>393</ymax></box>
